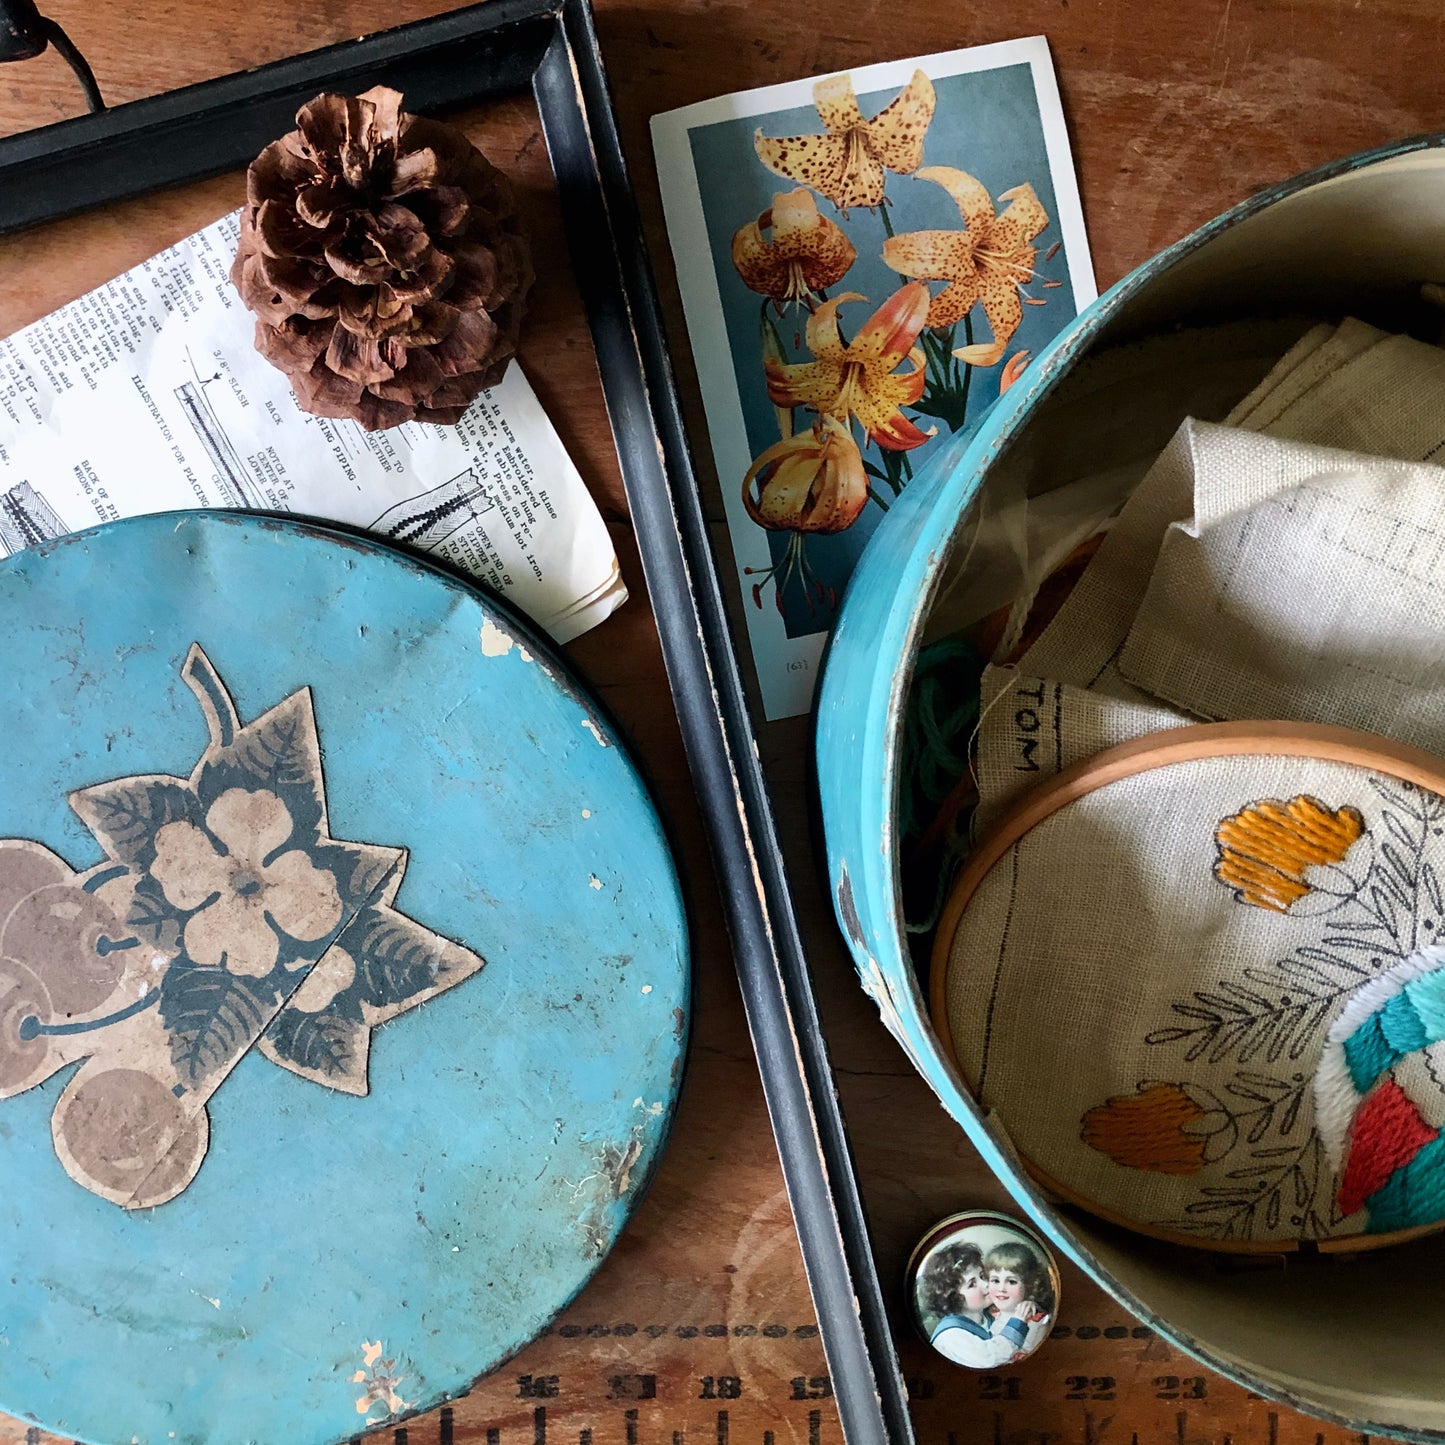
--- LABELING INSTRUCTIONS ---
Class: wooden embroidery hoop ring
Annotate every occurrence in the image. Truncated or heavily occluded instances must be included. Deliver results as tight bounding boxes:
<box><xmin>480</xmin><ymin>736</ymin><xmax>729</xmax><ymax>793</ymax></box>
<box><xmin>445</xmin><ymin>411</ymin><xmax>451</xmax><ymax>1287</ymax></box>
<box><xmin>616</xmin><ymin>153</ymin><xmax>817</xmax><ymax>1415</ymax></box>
<box><xmin>929</xmin><ymin>719</ymin><xmax>1445</xmax><ymax>1256</ymax></box>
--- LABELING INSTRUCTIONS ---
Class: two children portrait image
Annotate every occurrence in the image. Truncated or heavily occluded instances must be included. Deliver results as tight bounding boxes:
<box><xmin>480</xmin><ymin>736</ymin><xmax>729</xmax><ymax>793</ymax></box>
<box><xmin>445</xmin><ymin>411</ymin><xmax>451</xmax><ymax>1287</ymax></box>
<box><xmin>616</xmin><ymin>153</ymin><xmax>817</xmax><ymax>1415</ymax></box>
<box><xmin>918</xmin><ymin>1235</ymin><xmax>1055</xmax><ymax>1368</ymax></box>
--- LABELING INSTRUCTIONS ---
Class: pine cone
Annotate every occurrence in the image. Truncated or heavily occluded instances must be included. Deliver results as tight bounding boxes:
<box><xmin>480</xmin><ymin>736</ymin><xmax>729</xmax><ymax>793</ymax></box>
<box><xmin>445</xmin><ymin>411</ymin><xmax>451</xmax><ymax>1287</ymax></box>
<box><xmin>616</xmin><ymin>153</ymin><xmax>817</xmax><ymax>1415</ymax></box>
<box><xmin>231</xmin><ymin>86</ymin><xmax>533</xmax><ymax>431</ymax></box>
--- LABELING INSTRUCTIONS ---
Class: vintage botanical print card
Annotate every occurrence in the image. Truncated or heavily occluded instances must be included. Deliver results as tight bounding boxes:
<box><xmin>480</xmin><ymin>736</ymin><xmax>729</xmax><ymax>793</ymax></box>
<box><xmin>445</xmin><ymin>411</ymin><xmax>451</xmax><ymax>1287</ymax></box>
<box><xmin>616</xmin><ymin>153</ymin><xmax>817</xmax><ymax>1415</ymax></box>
<box><xmin>653</xmin><ymin>40</ymin><xmax>1096</xmax><ymax>719</ymax></box>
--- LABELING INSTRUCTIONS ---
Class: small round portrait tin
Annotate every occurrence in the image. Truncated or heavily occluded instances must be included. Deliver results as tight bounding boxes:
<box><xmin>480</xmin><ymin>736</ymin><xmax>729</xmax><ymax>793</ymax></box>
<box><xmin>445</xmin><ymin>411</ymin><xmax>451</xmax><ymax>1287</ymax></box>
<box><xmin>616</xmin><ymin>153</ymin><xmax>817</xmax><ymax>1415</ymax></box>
<box><xmin>906</xmin><ymin>1211</ymin><xmax>1061</xmax><ymax>1369</ymax></box>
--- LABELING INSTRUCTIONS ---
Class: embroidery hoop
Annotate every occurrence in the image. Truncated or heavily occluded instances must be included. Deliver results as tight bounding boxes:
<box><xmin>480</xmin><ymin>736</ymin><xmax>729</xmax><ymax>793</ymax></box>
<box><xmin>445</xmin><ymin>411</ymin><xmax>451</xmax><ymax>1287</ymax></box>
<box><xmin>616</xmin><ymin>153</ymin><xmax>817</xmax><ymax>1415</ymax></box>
<box><xmin>930</xmin><ymin>719</ymin><xmax>1445</xmax><ymax>1256</ymax></box>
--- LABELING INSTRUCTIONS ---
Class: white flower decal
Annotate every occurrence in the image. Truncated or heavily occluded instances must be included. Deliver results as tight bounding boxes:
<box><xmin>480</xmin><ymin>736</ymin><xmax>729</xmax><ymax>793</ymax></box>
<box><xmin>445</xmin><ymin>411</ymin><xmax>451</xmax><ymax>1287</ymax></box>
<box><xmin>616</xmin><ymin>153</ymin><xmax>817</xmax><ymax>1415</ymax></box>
<box><xmin>150</xmin><ymin>788</ymin><xmax>343</xmax><ymax>978</ymax></box>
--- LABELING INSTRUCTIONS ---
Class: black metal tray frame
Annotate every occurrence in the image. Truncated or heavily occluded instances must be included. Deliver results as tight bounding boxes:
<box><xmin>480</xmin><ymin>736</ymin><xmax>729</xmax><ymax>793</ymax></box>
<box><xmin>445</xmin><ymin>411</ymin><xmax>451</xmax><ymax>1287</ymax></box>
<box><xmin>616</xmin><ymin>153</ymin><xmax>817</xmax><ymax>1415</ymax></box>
<box><xmin>0</xmin><ymin>7</ymin><xmax>913</xmax><ymax>1441</ymax></box>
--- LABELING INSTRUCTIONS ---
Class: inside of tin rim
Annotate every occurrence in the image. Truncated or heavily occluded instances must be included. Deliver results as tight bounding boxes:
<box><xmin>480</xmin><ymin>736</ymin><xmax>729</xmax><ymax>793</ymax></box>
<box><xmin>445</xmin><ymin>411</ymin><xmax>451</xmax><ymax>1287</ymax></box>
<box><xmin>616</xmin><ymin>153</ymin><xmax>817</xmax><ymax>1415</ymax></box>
<box><xmin>924</xmin><ymin>146</ymin><xmax>1445</xmax><ymax>1434</ymax></box>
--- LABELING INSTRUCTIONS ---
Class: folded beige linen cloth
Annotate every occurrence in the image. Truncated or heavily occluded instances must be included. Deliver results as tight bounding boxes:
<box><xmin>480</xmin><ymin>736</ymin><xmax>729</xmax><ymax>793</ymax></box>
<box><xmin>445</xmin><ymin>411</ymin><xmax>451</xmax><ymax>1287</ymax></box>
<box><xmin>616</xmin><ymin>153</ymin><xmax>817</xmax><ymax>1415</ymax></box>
<box><xmin>977</xmin><ymin>319</ymin><xmax>1445</xmax><ymax>815</ymax></box>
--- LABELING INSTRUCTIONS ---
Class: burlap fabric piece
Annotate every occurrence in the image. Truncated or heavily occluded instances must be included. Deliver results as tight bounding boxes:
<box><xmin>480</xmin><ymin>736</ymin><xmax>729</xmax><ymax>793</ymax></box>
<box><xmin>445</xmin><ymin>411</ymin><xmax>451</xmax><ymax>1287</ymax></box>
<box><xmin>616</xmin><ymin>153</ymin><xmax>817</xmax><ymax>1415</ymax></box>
<box><xmin>1238</xmin><ymin>320</ymin><xmax>1445</xmax><ymax>455</ymax></box>
<box><xmin>920</xmin><ymin>318</ymin><xmax>1313</xmax><ymax>651</ymax></box>
<box><xmin>944</xmin><ymin>750</ymin><xmax>1445</xmax><ymax>1247</ymax></box>
<box><xmin>1228</xmin><ymin>317</ymin><xmax>1381</xmax><ymax>434</ymax></box>
<box><xmin>973</xmin><ymin>322</ymin><xmax>1445</xmax><ymax>830</ymax></box>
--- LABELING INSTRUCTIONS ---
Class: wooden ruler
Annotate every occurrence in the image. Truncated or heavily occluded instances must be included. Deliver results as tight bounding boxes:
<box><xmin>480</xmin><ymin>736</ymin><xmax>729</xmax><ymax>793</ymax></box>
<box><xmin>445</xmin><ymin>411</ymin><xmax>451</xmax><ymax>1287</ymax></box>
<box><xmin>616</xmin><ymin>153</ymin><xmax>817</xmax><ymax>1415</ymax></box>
<box><xmin>1</xmin><ymin>1301</ymin><xmax>1382</xmax><ymax>1445</ymax></box>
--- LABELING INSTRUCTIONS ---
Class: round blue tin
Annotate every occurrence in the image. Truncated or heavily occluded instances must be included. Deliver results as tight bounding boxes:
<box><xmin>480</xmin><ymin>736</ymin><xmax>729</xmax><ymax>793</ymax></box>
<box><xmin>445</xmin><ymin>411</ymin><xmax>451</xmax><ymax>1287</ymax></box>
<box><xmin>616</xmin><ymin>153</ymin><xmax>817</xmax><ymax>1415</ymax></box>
<box><xmin>0</xmin><ymin>511</ymin><xmax>689</xmax><ymax>1445</ymax></box>
<box><xmin>817</xmin><ymin>136</ymin><xmax>1445</xmax><ymax>1439</ymax></box>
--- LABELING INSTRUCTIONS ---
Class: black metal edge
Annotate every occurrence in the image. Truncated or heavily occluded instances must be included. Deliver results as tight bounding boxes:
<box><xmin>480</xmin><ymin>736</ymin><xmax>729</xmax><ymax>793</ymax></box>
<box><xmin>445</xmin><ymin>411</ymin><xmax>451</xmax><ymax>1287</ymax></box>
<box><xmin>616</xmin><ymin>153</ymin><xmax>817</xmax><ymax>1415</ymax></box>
<box><xmin>0</xmin><ymin>7</ymin><xmax>914</xmax><ymax>1439</ymax></box>
<box><xmin>0</xmin><ymin>0</ymin><xmax>557</xmax><ymax>236</ymax></box>
<box><xmin>536</xmin><ymin>5</ymin><xmax>915</xmax><ymax>1442</ymax></box>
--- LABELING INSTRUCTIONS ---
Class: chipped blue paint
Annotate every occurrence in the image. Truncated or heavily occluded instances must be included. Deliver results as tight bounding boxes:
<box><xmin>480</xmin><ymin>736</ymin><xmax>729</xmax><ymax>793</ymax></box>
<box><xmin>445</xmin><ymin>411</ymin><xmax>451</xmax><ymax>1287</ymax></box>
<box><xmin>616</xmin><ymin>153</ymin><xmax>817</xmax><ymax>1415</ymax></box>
<box><xmin>0</xmin><ymin>511</ymin><xmax>689</xmax><ymax>1445</ymax></box>
<box><xmin>817</xmin><ymin>134</ymin><xmax>1445</xmax><ymax>1441</ymax></box>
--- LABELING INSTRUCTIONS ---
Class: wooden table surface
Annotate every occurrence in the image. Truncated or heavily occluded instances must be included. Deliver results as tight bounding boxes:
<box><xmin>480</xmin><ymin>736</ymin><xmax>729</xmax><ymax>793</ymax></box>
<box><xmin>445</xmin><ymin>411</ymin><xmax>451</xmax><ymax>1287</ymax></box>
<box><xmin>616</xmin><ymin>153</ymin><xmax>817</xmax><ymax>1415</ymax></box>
<box><xmin>2</xmin><ymin>3</ymin><xmax>1443</xmax><ymax>1443</ymax></box>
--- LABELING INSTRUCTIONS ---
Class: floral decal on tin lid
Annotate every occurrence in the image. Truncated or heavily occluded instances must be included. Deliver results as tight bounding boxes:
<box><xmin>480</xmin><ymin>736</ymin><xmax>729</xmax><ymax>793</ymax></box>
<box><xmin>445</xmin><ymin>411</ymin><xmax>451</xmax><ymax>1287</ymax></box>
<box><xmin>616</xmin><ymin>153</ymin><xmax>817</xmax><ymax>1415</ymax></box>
<box><xmin>0</xmin><ymin>643</ymin><xmax>484</xmax><ymax>1209</ymax></box>
<box><xmin>352</xmin><ymin>1339</ymin><xmax>411</xmax><ymax>1420</ymax></box>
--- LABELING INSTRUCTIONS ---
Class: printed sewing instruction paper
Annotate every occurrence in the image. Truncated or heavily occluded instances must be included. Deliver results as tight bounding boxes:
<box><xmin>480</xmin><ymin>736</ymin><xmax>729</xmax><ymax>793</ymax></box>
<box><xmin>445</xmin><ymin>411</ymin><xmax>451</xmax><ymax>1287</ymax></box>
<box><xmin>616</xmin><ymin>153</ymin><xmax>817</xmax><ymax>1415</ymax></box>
<box><xmin>0</xmin><ymin>211</ymin><xmax>625</xmax><ymax>644</ymax></box>
<box><xmin>652</xmin><ymin>38</ymin><xmax>1095</xmax><ymax>719</ymax></box>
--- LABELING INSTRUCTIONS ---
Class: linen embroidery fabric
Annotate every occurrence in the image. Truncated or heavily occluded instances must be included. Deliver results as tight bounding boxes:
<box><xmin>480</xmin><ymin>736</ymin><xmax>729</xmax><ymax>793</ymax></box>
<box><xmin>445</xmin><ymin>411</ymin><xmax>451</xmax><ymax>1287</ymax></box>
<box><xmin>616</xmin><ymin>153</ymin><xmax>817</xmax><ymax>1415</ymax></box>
<box><xmin>946</xmin><ymin>318</ymin><xmax>1445</xmax><ymax>1244</ymax></box>
<box><xmin>944</xmin><ymin>754</ymin><xmax>1445</xmax><ymax>1243</ymax></box>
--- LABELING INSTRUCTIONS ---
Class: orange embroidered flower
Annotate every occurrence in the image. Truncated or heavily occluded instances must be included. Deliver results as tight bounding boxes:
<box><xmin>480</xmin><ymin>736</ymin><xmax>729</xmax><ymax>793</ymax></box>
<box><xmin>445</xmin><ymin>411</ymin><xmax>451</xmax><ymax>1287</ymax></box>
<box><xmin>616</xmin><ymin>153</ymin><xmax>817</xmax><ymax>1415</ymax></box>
<box><xmin>731</xmin><ymin>189</ymin><xmax>856</xmax><ymax>307</ymax></box>
<box><xmin>882</xmin><ymin>166</ymin><xmax>1050</xmax><ymax>367</ymax></box>
<box><xmin>1215</xmin><ymin>796</ymin><xmax>1365</xmax><ymax>913</ymax></box>
<box><xmin>753</xmin><ymin>70</ymin><xmax>935</xmax><ymax>213</ymax></box>
<box><xmin>742</xmin><ymin>415</ymin><xmax>868</xmax><ymax>534</ymax></box>
<box><xmin>1081</xmin><ymin>1083</ymin><xmax>1208</xmax><ymax>1176</ymax></box>
<box><xmin>764</xmin><ymin>283</ymin><xmax>932</xmax><ymax>451</ymax></box>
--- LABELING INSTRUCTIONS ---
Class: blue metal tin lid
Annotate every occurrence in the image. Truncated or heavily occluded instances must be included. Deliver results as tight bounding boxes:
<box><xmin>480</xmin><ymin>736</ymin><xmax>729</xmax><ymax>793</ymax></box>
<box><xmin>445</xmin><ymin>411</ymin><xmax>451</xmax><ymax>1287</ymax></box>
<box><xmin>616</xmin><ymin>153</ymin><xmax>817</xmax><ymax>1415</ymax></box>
<box><xmin>0</xmin><ymin>512</ymin><xmax>689</xmax><ymax>1445</ymax></box>
<box><xmin>906</xmin><ymin>1211</ymin><xmax>1061</xmax><ymax>1368</ymax></box>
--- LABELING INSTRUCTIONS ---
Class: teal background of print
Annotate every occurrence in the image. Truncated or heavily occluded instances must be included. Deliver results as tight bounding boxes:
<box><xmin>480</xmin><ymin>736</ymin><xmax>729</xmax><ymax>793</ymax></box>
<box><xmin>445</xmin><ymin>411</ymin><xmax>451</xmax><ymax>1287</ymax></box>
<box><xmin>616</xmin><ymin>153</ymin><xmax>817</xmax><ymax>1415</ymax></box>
<box><xmin>0</xmin><ymin>512</ymin><xmax>688</xmax><ymax>1445</ymax></box>
<box><xmin>689</xmin><ymin>63</ymin><xmax>1085</xmax><ymax>638</ymax></box>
